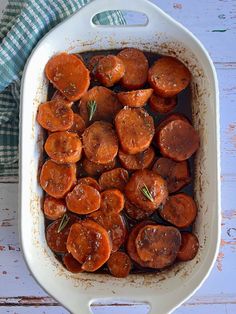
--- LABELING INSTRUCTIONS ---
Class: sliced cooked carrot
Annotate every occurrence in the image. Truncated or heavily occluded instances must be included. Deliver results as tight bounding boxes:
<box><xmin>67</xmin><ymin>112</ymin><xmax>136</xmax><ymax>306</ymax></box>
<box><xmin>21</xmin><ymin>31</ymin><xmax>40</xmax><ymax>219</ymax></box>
<box><xmin>118</xmin><ymin>48</ymin><xmax>149</xmax><ymax>90</ymax></box>
<box><xmin>177</xmin><ymin>232</ymin><xmax>199</xmax><ymax>261</ymax></box>
<box><xmin>89</xmin><ymin>210</ymin><xmax>127</xmax><ymax>252</ymax></box>
<box><xmin>160</xmin><ymin>193</ymin><xmax>197</xmax><ymax>228</ymax></box>
<box><xmin>100</xmin><ymin>189</ymin><xmax>125</xmax><ymax>214</ymax></box>
<box><xmin>66</xmin><ymin>219</ymin><xmax>111</xmax><ymax>272</ymax></box>
<box><xmin>66</xmin><ymin>184</ymin><xmax>101</xmax><ymax>215</ymax></box>
<box><xmin>43</xmin><ymin>196</ymin><xmax>66</xmax><ymax>220</ymax></box>
<box><xmin>37</xmin><ymin>100</ymin><xmax>74</xmax><ymax>132</ymax></box>
<box><xmin>118</xmin><ymin>147</ymin><xmax>155</xmax><ymax>171</ymax></box>
<box><xmin>107</xmin><ymin>252</ymin><xmax>132</xmax><ymax>278</ymax></box>
<box><xmin>63</xmin><ymin>253</ymin><xmax>83</xmax><ymax>273</ymax></box>
<box><xmin>99</xmin><ymin>168</ymin><xmax>129</xmax><ymax>192</ymax></box>
<box><xmin>46</xmin><ymin>214</ymin><xmax>78</xmax><ymax>253</ymax></box>
<box><xmin>77</xmin><ymin>177</ymin><xmax>100</xmax><ymax>191</ymax></box>
<box><xmin>82</xmin><ymin>121</ymin><xmax>118</xmax><ymax>165</ymax></box>
<box><xmin>69</xmin><ymin>113</ymin><xmax>86</xmax><ymax>135</ymax></box>
<box><xmin>152</xmin><ymin>158</ymin><xmax>191</xmax><ymax>193</ymax></box>
<box><xmin>148</xmin><ymin>56</ymin><xmax>191</xmax><ymax>97</ymax></box>
<box><xmin>79</xmin><ymin>86</ymin><xmax>122</xmax><ymax>125</ymax></box>
<box><xmin>125</xmin><ymin>169</ymin><xmax>168</xmax><ymax>211</ymax></box>
<box><xmin>124</xmin><ymin>199</ymin><xmax>154</xmax><ymax>220</ymax></box>
<box><xmin>95</xmin><ymin>55</ymin><xmax>125</xmax><ymax>87</ymax></box>
<box><xmin>45</xmin><ymin>52</ymin><xmax>90</xmax><ymax>101</ymax></box>
<box><xmin>149</xmin><ymin>94</ymin><xmax>177</xmax><ymax>114</ymax></box>
<box><xmin>157</xmin><ymin>119</ymin><xmax>200</xmax><ymax>161</ymax></box>
<box><xmin>82</xmin><ymin>158</ymin><xmax>116</xmax><ymax>177</ymax></box>
<box><xmin>115</xmin><ymin>107</ymin><xmax>155</xmax><ymax>154</ymax></box>
<box><xmin>135</xmin><ymin>224</ymin><xmax>181</xmax><ymax>268</ymax></box>
<box><xmin>44</xmin><ymin>131</ymin><xmax>82</xmax><ymax>164</ymax></box>
<box><xmin>40</xmin><ymin>160</ymin><xmax>76</xmax><ymax>198</ymax></box>
<box><xmin>117</xmin><ymin>89</ymin><xmax>153</xmax><ymax>107</ymax></box>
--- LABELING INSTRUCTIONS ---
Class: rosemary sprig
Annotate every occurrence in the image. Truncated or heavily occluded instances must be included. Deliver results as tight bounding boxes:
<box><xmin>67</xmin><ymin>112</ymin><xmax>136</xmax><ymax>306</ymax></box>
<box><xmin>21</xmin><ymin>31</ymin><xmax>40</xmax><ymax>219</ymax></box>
<box><xmin>141</xmin><ymin>184</ymin><xmax>154</xmax><ymax>202</ymax></box>
<box><xmin>57</xmin><ymin>214</ymin><xmax>70</xmax><ymax>233</ymax></box>
<box><xmin>87</xmin><ymin>100</ymin><xmax>97</xmax><ymax>121</ymax></box>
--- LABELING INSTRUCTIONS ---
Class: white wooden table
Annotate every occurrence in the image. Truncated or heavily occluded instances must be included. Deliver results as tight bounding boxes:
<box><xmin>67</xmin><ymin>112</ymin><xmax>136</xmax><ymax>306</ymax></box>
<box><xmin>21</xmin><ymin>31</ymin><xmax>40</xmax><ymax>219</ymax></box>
<box><xmin>0</xmin><ymin>1</ymin><xmax>236</xmax><ymax>313</ymax></box>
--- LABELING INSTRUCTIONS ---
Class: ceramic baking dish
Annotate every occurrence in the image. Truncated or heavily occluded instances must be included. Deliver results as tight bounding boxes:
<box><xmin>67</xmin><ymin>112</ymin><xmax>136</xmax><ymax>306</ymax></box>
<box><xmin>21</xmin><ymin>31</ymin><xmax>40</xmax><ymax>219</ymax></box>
<box><xmin>19</xmin><ymin>0</ymin><xmax>220</xmax><ymax>313</ymax></box>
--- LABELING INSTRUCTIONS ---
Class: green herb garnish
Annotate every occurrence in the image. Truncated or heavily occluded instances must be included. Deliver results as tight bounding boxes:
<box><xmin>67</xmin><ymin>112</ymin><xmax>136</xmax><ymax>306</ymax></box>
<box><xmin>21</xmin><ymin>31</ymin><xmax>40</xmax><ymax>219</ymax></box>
<box><xmin>87</xmin><ymin>100</ymin><xmax>97</xmax><ymax>121</ymax></box>
<box><xmin>141</xmin><ymin>184</ymin><xmax>154</xmax><ymax>202</ymax></box>
<box><xmin>57</xmin><ymin>214</ymin><xmax>70</xmax><ymax>233</ymax></box>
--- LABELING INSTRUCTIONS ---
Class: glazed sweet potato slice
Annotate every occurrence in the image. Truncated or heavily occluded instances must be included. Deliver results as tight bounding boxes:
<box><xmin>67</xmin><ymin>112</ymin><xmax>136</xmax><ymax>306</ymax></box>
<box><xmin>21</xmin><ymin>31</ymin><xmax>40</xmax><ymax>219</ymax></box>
<box><xmin>45</xmin><ymin>131</ymin><xmax>82</xmax><ymax>164</ymax></box>
<box><xmin>46</xmin><ymin>214</ymin><xmax>78</xmax><ymax>253</ymax></box>
<box><xmin>152</xmin><ymin>158</ymin><xmax>191</xmax><ymax>193</ymax></box>
<box><xmin>63</xmin><ymin>253</ymin><xmax>83</xmax><ymax>273</ymax></box>
<box><xmin>45</xmin><ymin>52</ymin><xmax>90</xmax><ymax>101</ymax></box>
<box><xmin>125</xmin><ymin>169</ymin><xmax>168</xmax><ymax>211</ymax></box>
<box><xmin>89</xmin><ymin>210</ymin><xmax>127</xmax><ymax>252</ymax></box>
<box><xmin>100</xmin><ymin>189</ymin><xmax>125</xmax><ymax>214</ymax></box>
<box><xmin>107</xmin><ymin>251</ymin><xmax>132</xmax><ymax>278</ymax></box>
<box><xmin>37</xmin><ymin>100</ymin><xmax>74</xmax><ymax>132</ymax></box>
<box><xmin>67</xmin><ymin>220</ymin><xmax>111</xmax><ymax>272</ymax></box>
<box><xmin>51</xmin><ymin>90</ymin><xmax>73</xmax><ymax>106</ymax></box>
<box><xmin>135</xmin><ymin>224</ymin><xmax>181</xmax><ymax>268</ymax></box>
<box><xmin>43</xmin><ymin>196</ymin><xmax>66</xmax><ymax>220</ymax></box>
<box><xmin>126</xmin><ymin>220</ymin><xmax>155</xmax><ymax>267</ymax></box>
<box><xmin>157</xmin><ymin>120</ymin><xmax>200</xmax><ymax>161</ymax></box>
<box><xmin>118</xmin><ymin>48</ymin><xmax>149</xmax><ymax>90</ymax></box>
<box><xmin>99</xmin><ymin>168</ymin><xmax>129</xmax><ymax>191</ymax></box>
<box><xmin>115</xmin><ymin>108</ymin><xmax>154</xmax><ymax>154</ymax></box>
<box><xmin>177</xmin><ymin>232</ymin><xmax>199</xmax><ymax>261</ymax></box>
<box><xmin>124</xmin><ymin>199</ymin><xmax>154</xmax><ymax>220</ymax></box>
<box><xmin>77</xmin><ymin>177</ymin><xmax>100</xmax><ymax>191</ymax></box>
<box><xmin>79</xmin><ymin>86</ymin><xmax>122</xmax><ymax>125</ymax></box>
<box><xmin>66</xmin><ymin>183</ymin><xmax>101</xmax><ymax>215</ymax></box>
<box><xmin>82</xmin><ymin>158</ymin><xmax>116</xmax><ymax>177</ymax></box>
<box><xmin>96</xmin><ymin>55</ymin><xmax>125</xmax><ymax>87</ymax></box>
<box><xmin>82</xmin><ymin>121</ymin><xmax>118</xmax><ymax>164</ymax></box>
<box><xmin>87</xmin><ymin>54</ymin><xmax>105</xmax><ymax>74</ymax></box>
<box><xmin>148</xmin><ymin>56</ymin><xmax>191</xmax><ymax>97</ymax></box>
<box><xmin>149</xmin><ymin>94</ymin><xmax>177</xmax><ymax>114</ymax></box>
<box><xmin>160</xmin><ymin>193</ymin><xmax>197</xmax><ymax>228</ymax></box>
<box><xmin>40</xmin><ymin>160</ymin><xmax>76</xmax><ymax>198</ymax></box>
<box><xmin>156</xmin><ymin>113</ymin><xmax>190</xmax><ymax>133</ymax></box>
<box><xmin>69</xmin><ymin>113</ymin><xmax>86</xmax><ymax>135</ymax></box>
<box><xmin>117</xmin><ymin>89</ymin><xmax>153</xmax><ymax>107</ymax></box>
<box><xmin>118</xmin><ymin>147</ymin><xmax>155</xmax><ymax>171</ymax></box>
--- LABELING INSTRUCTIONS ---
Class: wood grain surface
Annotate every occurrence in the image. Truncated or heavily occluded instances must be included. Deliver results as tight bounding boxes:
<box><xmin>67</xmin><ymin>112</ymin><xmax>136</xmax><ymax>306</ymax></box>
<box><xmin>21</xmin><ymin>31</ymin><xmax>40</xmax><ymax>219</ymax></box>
<box><xmin>0</xmin><ymin>0</ymin><xmax>235</xmax><ymax>313</ymax></box>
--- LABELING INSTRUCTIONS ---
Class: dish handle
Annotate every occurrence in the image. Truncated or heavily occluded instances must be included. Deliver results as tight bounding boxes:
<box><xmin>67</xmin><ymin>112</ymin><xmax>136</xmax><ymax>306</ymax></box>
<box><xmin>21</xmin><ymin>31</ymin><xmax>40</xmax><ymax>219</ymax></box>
<box><xmin>79</xmin><ymin>0</ymin><xmax>160</xmax><ymax>29</ymax></box>
<box><xmin>87</xmin><ymin>297</ymin><xmax>164</xmax><ymax>314</ymax></box>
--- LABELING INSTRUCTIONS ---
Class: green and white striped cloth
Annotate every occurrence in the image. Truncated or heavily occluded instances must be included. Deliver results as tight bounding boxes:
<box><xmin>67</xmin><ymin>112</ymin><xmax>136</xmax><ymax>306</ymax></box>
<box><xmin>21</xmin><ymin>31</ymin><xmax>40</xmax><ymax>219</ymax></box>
<box><xmin>0</xmin><ymin>0</ymin><xmax>125</xmax><ymax>177</ymax></box>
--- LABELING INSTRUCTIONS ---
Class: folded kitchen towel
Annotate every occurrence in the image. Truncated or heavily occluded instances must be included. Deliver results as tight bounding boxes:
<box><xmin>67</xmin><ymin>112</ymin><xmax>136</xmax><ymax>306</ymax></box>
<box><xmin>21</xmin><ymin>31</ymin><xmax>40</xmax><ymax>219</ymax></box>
<box><xmin>0</xmin><ymin>0</ymin><xmax>125</xmax><ymax>177</ymax></box>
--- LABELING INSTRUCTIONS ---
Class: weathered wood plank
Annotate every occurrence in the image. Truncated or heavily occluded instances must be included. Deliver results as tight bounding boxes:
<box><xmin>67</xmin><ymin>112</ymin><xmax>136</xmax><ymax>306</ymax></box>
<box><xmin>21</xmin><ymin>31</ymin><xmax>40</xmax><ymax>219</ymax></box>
<box><xmin>0</xmin><ymin>303</ymin><xmax>236</xmax><ymax>314</ymax></box>
<box><xmin>149</xmin><ymin>0</ymin><xmax>236</xmax><ymax>63</ymax></box>
<box><xmin>0</xmin><ymin>306</ymin><xmax>68</xmax><ymax>314</ymax></box>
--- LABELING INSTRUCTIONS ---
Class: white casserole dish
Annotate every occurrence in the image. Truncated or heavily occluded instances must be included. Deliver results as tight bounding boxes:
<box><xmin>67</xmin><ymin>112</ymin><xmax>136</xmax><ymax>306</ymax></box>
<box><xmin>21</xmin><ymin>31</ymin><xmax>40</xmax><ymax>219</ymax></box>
<box><xmin>19</xmin><ymin>0</ymin><xmax>220</xmax><ymax>313</ymax></box>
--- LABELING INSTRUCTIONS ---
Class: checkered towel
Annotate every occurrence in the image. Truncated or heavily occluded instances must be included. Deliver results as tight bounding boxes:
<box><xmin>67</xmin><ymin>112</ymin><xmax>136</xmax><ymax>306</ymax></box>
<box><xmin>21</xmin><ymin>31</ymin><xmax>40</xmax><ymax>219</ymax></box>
<box><xmin>0</xmin><ymin>0</ymin><xmax>125</xmax><ymax>177</ymax></box>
